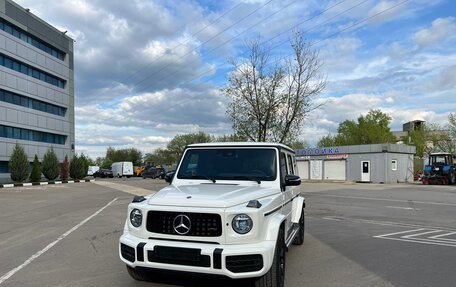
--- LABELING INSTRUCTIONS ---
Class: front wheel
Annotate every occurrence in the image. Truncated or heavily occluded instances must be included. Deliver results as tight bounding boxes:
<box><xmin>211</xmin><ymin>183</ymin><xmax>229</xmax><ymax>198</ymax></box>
<box><xmin>449</xmin><ymin>170</ymin><xmax>455</xmax><ymax>185</ymax></box>
<box><xmin>255</xmin><ymin>228</ymin><xmax>286</xmax><ymax>287</ymax></box>
<box><xmin>126</xmin><ymin>265</ymin><xmax>147</xmax><ymax>281</ymax></box>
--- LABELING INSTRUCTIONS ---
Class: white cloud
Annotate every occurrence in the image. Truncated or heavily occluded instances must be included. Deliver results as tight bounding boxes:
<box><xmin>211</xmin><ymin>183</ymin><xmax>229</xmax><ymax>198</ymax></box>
<box><xmin>414</xmin><ymin>17</ymin><xmax>456</xmax><ymax>48</ymax></box>
<box><xmin>12</xmin><ymin>0</ymin><xmax>454</xmax><ymax>157</ymax></box>
<box><xmin>385</xmin><ymin>97</ymin><xmax>394</xmax><ymax>104</ymax></box>
<box><xmin>366</xmin><ymin>1</ymin><xmax>406</xmax><ymax>25</ymax></box>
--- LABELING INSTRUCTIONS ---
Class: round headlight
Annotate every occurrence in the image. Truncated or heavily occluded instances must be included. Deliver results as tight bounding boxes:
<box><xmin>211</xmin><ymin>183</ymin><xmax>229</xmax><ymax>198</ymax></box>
<box><xmin>130</xmin><ymin>209</ymin><xmax>142</xmax><ymax>227</ymax></box>
<box><xmin>232</xmin><ymin>214</ymin><xmax>253</xmax><ymax>234</ymax></box>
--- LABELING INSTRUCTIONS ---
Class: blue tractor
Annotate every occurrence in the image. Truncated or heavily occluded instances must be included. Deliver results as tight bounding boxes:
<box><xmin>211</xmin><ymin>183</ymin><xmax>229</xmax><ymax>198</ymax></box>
<box><xmin>422</xmin><ymin>153</ymin><xmax>456</xmax><ymax>185</ymax></box>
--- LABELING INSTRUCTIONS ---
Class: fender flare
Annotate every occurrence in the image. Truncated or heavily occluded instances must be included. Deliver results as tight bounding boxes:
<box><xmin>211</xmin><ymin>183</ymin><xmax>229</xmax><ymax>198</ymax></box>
<box><xmin>291</xmin><ymin>195</ymin><xmax>305</xmax><ymax>223</ymax></box>
<box><xmin>264</xmin><ymin>213</ymin><xmax>287</xmax><ymax>241</ymax></box>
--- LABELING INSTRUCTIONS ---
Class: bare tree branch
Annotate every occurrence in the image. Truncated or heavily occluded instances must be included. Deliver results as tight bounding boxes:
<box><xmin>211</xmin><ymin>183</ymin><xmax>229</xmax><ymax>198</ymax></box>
<box><xmin>223</xmin><ymin>31</ymin><xmax>325</xmax><ymax>143</ymax></box>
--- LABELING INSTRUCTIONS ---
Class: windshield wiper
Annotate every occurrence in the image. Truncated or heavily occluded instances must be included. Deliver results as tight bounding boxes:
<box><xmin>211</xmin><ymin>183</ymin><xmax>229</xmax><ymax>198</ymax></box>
<box><xmin>188</xmin><ymin>175</ymin><xmax>216</xmax><ymax>183</ymax></box>
<box><xmin>232</xmin><ymin>176</ymin><xmax>261</xmax><ymax>184</ymax></box>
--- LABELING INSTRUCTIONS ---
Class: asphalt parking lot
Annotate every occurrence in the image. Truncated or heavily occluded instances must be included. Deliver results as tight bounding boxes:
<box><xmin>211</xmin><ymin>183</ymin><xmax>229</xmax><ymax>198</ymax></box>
<box><xmin>0</xmin><ymin>178</ymin><xmax>455</xmax><ymax>287</ymax></box>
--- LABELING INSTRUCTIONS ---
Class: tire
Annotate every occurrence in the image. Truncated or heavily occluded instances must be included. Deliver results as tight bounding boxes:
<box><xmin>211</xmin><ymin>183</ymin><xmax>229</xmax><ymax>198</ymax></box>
<box><xmin>126</xmin><ymin>265</ymin><xmax>147</xmax><ymax>281</ymax></box>
<box><xmin>255</xmin><ymin>228</ymin><xmax>286</xmax><ymax>287</ymax></box>
<box><xmin>449</xmin><ymin>170</ymin><xmax>455</xmax><ymax>185</ymax></box>
<box><xmin>142</xmin><ymin>175</ymin><xmax>146</xmax><ymax>179</ymax></box>
<box><xmin>293</xmin><ymin>208</ymin><xmax>305</xmax><ymax>245</ymax></box>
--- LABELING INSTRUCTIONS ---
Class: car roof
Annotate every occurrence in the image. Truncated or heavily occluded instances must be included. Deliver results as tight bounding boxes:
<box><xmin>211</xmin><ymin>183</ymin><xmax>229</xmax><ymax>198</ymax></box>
<box><xmin>186</xmin><ymin>142</ymin><xmax>295</xmax><ymax>153</ymax></box>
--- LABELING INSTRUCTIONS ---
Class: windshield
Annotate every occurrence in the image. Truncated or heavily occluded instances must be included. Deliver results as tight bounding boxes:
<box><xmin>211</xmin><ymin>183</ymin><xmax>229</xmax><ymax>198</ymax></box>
<box><xmin>430</xmin><ymin>155</ymin><xmax>449</xmax><ymax>165</ymax></box>
<box><xmin>177</xmin><ymin>148</ymin><xmax>277</xmax><ymax>181</ymax></box>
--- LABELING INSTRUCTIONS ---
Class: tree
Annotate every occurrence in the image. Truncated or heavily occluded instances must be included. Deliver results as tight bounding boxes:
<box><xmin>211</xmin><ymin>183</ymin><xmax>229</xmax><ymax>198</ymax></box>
<box><xmin>80</xmin><ymin>153</ymin><xmax>90</xmax><ymax>176</ymax></box>
<box><xmin>103</xmin><ymin>147</ymin><xmax>143</xmax><ymax>166</ymax></box>
<box><xmin>167</xmin><ymin>132</ymin><xmax>212</xmax><ymax>163</ymax></box>
<box><xmin>317</xmin><ymin>134</ymin><xmax>337</xmax><ymax>147</ymax></box>
<box><xmin>224</xmin><ymin>31</ymin><xmax>325</xmax><ymax>143</ymax></box>
<box><xmin>144</xmin><ymin>148</ymin><xmax>174</xmax><ymax>166</ymax></box>
<box><xmin>60</xmin><ymin>155</ymin><xmax>69</xmax><ymax>181</ymax></box>
<box><xmin>448</xmin><ymin>113</ymin><xmax>456</xmax><ymax>154</ymax></box>
<box><xmin>425</xmin><ymin>115</ymin><xmax>456</xmax><ymax>155</ymax></box>
<box><xmin>318</xmin><ymin>110</ymin><xmax>396</xmax><ymax>147</ymax></box>
<box><xmin>101</xmin><ymin>158</ymin><xmax>113</xmax><ymax>169</ymax></box>
<box><xmin>95</xmin><ymin>157</ymin><xmax>104</xmax><ymax>166</ymax></box>
<box><xmin>29</xmin><ymin>155</ymin><xmax>41</xmax><ymax>182</ymax></box>
<box><xmin>41</xmin><ymin>148</ymin><xmax>60</xmax><ymax>181</ymax></box>
<box><xmin>212</xmin><ymin>134</ymin><xmax>248</xmax><ymax>142</ymax></box>
<box><xmin>439</xmin><ymin>113</ymin><xmax>456</xmax><ymax>154</ymax></box>
<box><xmin>69</xmin><ymin>155</ymin><xmax>86</xmax><ymax>180</ymax></box>
<box><xmin>9</xmin><ymin>143</ymin><xmax>29</xmax><ymax>182</ymax></box>
<box><xmin>285</xmin><ymin>139</ymin><xmax>308</xmax><ymax>149</ymax></box>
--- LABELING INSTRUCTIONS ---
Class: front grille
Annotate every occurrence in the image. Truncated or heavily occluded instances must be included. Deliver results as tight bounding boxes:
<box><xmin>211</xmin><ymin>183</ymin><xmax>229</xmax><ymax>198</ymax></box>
<box><xmin>120</xmin><ymin>243</ymin><xmax>135</xmax><ymax>262</ymax></box>
<box><xmin>146</xmin><ymin>211</ymin><xmax>222</xmax><ymax>237</ymax></box>
<box><xmin>226</xmin><ymin>255</ymin><xmax>263</xmax><ymax>273</ymax></box>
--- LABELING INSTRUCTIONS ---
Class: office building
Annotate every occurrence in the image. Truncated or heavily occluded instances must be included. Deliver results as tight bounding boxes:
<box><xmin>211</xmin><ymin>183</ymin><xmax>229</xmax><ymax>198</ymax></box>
<box><xmin>0</xmin><ymin>0</ymin><xmax>74</xmax><ymax>174</ymax></box>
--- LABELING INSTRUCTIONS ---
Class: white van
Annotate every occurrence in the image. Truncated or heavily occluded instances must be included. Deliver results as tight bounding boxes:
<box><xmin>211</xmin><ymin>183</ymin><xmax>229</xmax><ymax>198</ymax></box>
<box><xmin>111</xmin><ymin>162</ymin><xmax>134</xmax><ymax>178</ymax></box>
<box><xmin>87</xmin><ymin>166</ymin><xmax>100</xmax><ymax>176</ymax></box>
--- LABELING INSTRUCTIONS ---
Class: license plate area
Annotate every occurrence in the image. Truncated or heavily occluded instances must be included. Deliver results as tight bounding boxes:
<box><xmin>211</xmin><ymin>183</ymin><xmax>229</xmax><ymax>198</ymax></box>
<box><xmin>148</xmin><ymin>246</ymin><xmax>211</xmax><ymax>267</ymax></box>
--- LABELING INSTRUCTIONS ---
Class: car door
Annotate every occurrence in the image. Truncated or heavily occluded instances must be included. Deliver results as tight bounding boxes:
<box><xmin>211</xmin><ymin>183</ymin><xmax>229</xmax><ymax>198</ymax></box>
<box><xmin>280</xmin><ymin>150</ymin><xmax>294</xmax><ymax>234</ymax></box>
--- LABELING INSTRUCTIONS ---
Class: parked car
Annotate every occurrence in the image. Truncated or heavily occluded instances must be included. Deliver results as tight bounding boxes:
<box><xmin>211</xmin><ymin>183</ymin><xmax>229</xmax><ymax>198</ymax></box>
<box><xmin>87</xmin><ymin>166</ymin><xmax>100</xmax><ymax>176</ymax></box>
<box><xmin>93</xmin><ymin>169</ymin><xmax>113</xmax><ymax>178</ymax></box>
<box><xmin>142</xmin><ymin>167</ymin><xmax>158</xmax><ymax>179</ymax></box>
<box><xmin>111</xmin><ymin>161</ymin><xmax>134</xmax><ymax>178</ymax></box>
<box><xmin>156</xmin><ymin>167</ymin><xmax>167</xmax><ymax>179</ymax></box>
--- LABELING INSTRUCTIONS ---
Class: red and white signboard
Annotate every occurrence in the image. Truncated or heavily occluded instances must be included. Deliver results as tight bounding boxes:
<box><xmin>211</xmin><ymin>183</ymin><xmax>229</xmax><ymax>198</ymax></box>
<box><xmin>326</xmin><ymin>154</ymin><xmax>348</xmax><ymax>159</ymax></box>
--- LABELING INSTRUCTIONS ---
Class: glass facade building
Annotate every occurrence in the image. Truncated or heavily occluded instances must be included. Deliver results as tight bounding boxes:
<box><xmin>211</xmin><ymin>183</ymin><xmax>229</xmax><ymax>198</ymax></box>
<box><xmin>0</xmin><ymin>0</ymin><xmax>75</xmax><ymax>174</ymax></box>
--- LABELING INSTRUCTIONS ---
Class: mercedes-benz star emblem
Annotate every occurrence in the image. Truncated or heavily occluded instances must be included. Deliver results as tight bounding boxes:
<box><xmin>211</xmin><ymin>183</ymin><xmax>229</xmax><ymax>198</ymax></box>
<box><xmin>173</xmin><ymin>214</ymin><xmax>191</xmax><ymax>235</ymax></box>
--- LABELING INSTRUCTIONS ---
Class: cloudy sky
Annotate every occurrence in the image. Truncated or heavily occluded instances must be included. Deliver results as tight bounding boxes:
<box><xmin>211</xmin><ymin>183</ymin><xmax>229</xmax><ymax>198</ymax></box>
<box><xmin>15</xmin><ymin>0</ymin><xmax>456</xmax><ymax>158</ymax></box>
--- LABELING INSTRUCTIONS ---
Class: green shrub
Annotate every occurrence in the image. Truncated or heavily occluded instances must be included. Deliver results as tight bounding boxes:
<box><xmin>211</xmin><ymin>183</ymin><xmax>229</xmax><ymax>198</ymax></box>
<box><xmin>60</xmin><ymin>155</ymin><xmax>69</xmax><ymax>181</ymax></box>
<box><xmin>9</xmin><ymin>143</ymin><xmax>29</xmax><ymax>182</ymax></box>
<box><xmin>69</xmin><ymin>155</ymin><xmax>86</xmax><ymax>180</ymax></box>
<box><xmin>29</xmin><ymin>155</ymin><xmax>41</xmax><ymax>182</ymax></box>
<box><xmin>80</xmin><ymin>153</ymin><xmax>90</xmax><ymax>176</ymax></box>
<box><xmin>42</xmin><ymin>148</ymin><xmax>60</xmax><ymax>181</ymax></box>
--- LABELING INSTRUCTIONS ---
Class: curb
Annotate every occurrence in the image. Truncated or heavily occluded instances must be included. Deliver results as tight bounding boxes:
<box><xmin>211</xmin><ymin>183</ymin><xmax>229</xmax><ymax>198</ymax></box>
<box><xmin>0</xmin><ymin>179</ymin><xmax>95</xmax><ymax>189</ymax></box>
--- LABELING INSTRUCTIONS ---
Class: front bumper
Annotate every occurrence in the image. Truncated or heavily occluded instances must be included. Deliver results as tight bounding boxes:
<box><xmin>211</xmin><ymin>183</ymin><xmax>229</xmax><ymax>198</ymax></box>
<box><xmin>119</xmin><ymin>232</ymin><xmax>276</xmax><ymax>279</ymax></box>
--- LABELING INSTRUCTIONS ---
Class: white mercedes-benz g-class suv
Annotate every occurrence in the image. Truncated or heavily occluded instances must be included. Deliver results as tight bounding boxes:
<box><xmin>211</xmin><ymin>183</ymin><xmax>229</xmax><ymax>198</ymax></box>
<box><xmin>119</xmin><ymin>142</ymin><xmax>305</xmax><ymax>287</ymax></box>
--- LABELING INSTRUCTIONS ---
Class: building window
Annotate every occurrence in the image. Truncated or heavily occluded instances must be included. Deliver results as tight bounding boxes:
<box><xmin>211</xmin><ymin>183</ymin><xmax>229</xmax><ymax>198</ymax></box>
<box><xmin>0</xmin><ymin>124</ymin><xmax>66</xmax><ymax>145</ymax></box>
<box><xmin>0</xmin><ymin>17</ymin><xmax>65</xmax><ymax>61</ymax></box>
<box><xmin>0</xmin><ymin>161</ymin><xmax>9</xmax><ymax>173</ymax></box>
<box><xmin>0</xmin><ymin>89</ymin><xmax>66</xmax><ymax>116</ymax></box>
<box><xmin>391</xmin><ymin>160</ymin><xmax>397</xmax><ymax>171</ymax></box>
<box><xmin>0</xmin><ymin>54</ymin><xmax>65</xmax><ymax>88</ymax></box>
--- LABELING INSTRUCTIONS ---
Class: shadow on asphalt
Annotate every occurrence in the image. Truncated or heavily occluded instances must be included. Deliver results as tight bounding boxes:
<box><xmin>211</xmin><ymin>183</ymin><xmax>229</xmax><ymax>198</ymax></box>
<box><xmin>139</xmin><ymin>269</ymin><xmax>253</xmax><ymax>287</ymax></box>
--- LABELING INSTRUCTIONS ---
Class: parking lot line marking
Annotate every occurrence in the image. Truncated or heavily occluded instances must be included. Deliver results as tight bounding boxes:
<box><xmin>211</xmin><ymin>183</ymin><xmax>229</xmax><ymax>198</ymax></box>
<box><xmin>0</xmin><ymin>197</ymin><xmax>118</xmax><ymax>285</ymax></box>
<box><xmin>319</xmin><ymin>216</ymin><xmax>456</xmax><ymax>233</ymax></box>
<box><xmin>402</xmin><ymin>230</ymin><xmax>442</xmax><ymax>239</ymax></box>
<box><xmin>373</xmin><ymin>228</ymin><xmax>426</xmax><ymax>238</ymax></box>
<box><xmin>374</xmin><ymin>228</ymin><xmax>456</xmax><ymax>248</ymax></box>
<box><xmin>429</xmin><ymin>232</ymin><xmax>456</xmax><ymax>241</ymax></box>
<box><xmin>373</xmin><ymin>236</ymin><xmax>456</xmax><ymax>248</ymax></box>
<box><xmin>310</xmin><ymin>193</ymin><xmax>456</xmax><ymax>207</ymax></box>
<box><xmin>385</xmin><ymin>206</ymin><xmax>416</xmax><ymax>210</ymax></box>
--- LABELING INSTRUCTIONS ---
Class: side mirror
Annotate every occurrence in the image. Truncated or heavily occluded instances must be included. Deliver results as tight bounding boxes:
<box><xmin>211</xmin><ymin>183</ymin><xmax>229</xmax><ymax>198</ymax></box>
<box><xmin>165</xmin><ymin>171</ymin><xmax>175</xmax><ymax>183</ymax></box>
<box><xmin>285</xmin><ymin>174</ymin><xmax>301</xmax><ymax>186</ymax></box>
